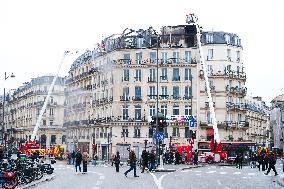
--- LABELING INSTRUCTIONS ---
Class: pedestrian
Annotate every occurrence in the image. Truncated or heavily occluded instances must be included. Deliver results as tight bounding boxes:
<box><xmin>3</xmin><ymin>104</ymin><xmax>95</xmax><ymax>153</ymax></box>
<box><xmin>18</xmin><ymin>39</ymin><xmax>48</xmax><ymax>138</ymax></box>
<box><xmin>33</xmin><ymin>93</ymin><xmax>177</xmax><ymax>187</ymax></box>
<box><xmin>71</xmin><ymin>150</ymin><xmax>75</xmax><ymax>165</ymax></box>
<box><xmin>264</xmin><ymin>152</ymin><xmax>278</xmax><ymax>176</ymax></box>
<box><xmin>82</xmin><ymin>151</ymin><xmax>89</xmax><ymax>174</ymax></box>
<box><xmin>124</xmin><ymin>150</ymin><xmax>139</xmax><ymax>177</ymax></box>
<box><xmin>149</xmin><ymin>151</ymin><xmax>156</xmax><ymax>172</ymax></box>
<box><xmin>75</xmin><ymin>149</ymin><xmax>82</xmax><ymax>174</ymax></box>
<box><xmin>264</xmin><ymin>154</ymin><xmax>269</xmax><ymax>170</ymax></box>
<box><xmin>193</xmin><ymin>150</ymin><xmax>198</xmax><ymax>165</ymax></box>
<box><xmin>141</xmin><ymin>150</ymin><xmax>149</xmax><ymax>173</ymax></box>
<box><xmin>235</xmin><ymin>155</ymin><xmax>239</xmax><ymax>169</ymax></box>
<box><xmin>114</xmin><ymin>151</ymin><xmax>120</xmax><ymax>172</ymax></box>
<box><xmin>175</xmin><ymin>151</ymin><xmax>180</xmax><ymax>165</ymax></box>
<box><xmin>239</xmin><ymin>155</ymin><xmax>243</xmax><ymax>169</ymax></box>
<box><xmin>261</xmin><ymin>153</ymin><xmax>266</xmax><ymax>171</ymax></box>
<box><xmin>93</xmin><ymin>154</ymin><xmax>98</xmax><ymax>167</ymax></box>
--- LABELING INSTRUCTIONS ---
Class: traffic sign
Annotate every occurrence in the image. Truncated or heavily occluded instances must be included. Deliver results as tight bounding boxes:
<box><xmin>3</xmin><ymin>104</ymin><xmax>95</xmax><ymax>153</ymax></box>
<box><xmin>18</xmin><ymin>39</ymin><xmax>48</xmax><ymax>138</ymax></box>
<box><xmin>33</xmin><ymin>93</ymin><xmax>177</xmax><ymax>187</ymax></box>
<box><xmin>189</xmin><ymin>116</ymin><xmax>195</xmax><ymax>128</ymax></box>
<box><xmin>156</xmin><ymin>132</ymin><xmax>165</xmax><ymax>141</ymax></box>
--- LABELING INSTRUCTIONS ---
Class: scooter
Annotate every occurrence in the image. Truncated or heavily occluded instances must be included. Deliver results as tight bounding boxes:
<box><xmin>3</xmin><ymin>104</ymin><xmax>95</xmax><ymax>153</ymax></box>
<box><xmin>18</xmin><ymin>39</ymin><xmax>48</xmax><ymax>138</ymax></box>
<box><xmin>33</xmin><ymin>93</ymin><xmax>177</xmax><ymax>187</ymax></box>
<box><xmin>0</xmin><ymin>171</ymin><xmax>18</xmax><ymax>189</ymax></box>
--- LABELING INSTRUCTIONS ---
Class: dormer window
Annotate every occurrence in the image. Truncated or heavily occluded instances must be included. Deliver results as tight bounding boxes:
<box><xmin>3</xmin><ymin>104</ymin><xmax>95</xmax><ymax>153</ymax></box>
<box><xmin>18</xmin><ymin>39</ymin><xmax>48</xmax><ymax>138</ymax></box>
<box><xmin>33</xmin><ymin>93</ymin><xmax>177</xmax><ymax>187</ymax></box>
<box><xmin>225</xmin><ymin>34</ymin><xmax>230</xmax><ymax>44</ymax></box>
<box><xmin>234</xmin><ymin>36</ymin><xmax>240</xmax><ymax>46</ymax></box>
<box><xmin>206</xmin><ymin>33</ymin><xmax>213</xmax><ymax>43</ymax></box>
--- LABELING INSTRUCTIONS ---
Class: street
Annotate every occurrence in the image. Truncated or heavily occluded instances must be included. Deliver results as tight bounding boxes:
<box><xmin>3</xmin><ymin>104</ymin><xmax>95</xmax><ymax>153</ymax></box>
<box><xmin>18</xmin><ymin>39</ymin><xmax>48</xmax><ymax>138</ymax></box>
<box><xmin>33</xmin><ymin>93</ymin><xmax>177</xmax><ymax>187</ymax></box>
<box><xmin>33</xmin><ymin>161</ymin><xmax>283</xmax><ymax>189</ymax></box>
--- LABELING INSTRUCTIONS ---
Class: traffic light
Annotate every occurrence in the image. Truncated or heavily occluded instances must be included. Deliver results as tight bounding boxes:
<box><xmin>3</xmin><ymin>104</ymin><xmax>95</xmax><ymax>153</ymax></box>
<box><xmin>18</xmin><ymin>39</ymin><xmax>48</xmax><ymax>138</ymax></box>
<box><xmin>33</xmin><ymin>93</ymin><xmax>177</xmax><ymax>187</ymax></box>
<box><xmin>192</xmin><ymin>131</ymin><xmax>196</xmax><ymax>139</ymax></box>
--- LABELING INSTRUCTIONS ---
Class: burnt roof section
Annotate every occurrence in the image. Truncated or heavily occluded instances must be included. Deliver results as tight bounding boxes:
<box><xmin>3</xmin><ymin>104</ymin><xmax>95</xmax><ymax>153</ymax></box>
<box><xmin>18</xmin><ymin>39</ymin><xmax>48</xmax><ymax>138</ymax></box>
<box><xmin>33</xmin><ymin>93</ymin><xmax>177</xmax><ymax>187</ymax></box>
<box><xmin>70</xmin><ymin>25</ymin><xmax>242</xmax><ymax>70</ymax></box>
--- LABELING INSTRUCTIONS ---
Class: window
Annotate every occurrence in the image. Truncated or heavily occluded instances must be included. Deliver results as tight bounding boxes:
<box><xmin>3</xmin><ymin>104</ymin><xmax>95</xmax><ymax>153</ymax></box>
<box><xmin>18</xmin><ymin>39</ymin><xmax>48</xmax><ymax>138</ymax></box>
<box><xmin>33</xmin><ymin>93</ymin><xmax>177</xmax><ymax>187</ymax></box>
<box><xmin>228</xmin><ymin>96</ymin><xmax>233</xmax><ymax>103</ymax></box>
<box><xmin>50</xmin><ymin>120</ymin><xmax>53</xmax><ymax>126</ymax></box>
<box><xmin>43</xmin><ymin>120</ymin><xmax>46</xmax><ymax>126</ymax></box>
<box><xmin>173</xmin><ymin>86</ymin><xmax>179</xmax><ymax>100</ymax></box>
<box><xmin>206</xmin><ymin>34</ymin><xmax>213</xmax><ymax>43</ymax></box>
<box><xmin>122</xmin><ymin>127</ymin><xmax>129</xmax><ymax>138</ymax></box>
<box><xmin>228</xmin><ymin>80</ymin><xmax>232</xmax><ymax>88</ymax></box>
<box><xmin>135</xmin><ymin>86</ymin><xmax>141</xmax><ymax>99</ymax></box>
<box><xmin>227</xmin><ymin>113</ymin><xmax>233</xmax><ymax>122</ymax></box>
<box><xmin>134</xmin><ymin>127</ymin><xmax>141</xmax><ymax>138</ymax></box>
<box><xmin>161</xmin><ymin>68</ymin><xmax>168</xmax><ymax>80</ymax></box>
<box><xmin>209</xmin><ymin>80</ymin><xmax>214</xmax><ymax>87</ymax></box>
<box><xmin>149</xmin><ymin>105</ymin><xmax>156</xmax><ymax>117</ymax></box>
<box><xmin>238</xmin><ymin>81</ymin><xmax>241</xmax><ymax>88</ymax></box>
<box><xmin>136</xmin><ymin>52</ymin><xmax>142</xmax><ymax>64</ymax></box>
<box><xmin>185</xmin><ymin>105</ymin><xmax>191</xmax><ymax>115</ymax></box>
<box><xmin>207</xmin><ymin>49</ymin><xmax>213</xmax><ymax>60</ymax></box>
<box><xmin>149</xmin><ymin>86</ymin><xmax>156</xmax><ymax>99</ymax></box>
<box><xmin>185</xmin><ymin>86</ymin><xmax>191</xmax><ymax>99</ymax></box>
<box><xmin>122</xmin><ymin>106</ymin><xmax>128</xmax><ymax>120</ymax></box>
<box><xmin>236</xmin><ymin>51</ymin><xmax>240</xmax><ymax>62</ymax></box>
<box><xmin>137</xmin><ymin>38</ymin><xmax>143</xmax><ymax>48</ymax></box>
<box><xmin>207</xmin><ymin>112</ymin><xmax>212</xmax><ymax>124</ymax></box>
<box><xmin>185</xmin><ymin>51</ymin><xmax>192</xmax><ymax>63</ymax></box>
<box><xmin>123</xmin><ymin>53</ymin><xmax>131</xmax><ymax>64</ymax></box>
<box><xmin>44</xmin><ymin>86</ymin><xmax>48</xmax><ymax>92</ymax></box>
<box><xmin>123</xmin><ymin>69</ymin><xmax>129</xmax><ymax>81</ymax></box>
<box><xmin>234</xmin><ymin>36</ymin><xmax>240</xmax><ymax>46</ymax></box>
<box><xmin>135</xmin><ymin>105</ymin><xmax>141</xmax><ymax>120</ymax></box>
<box><xmin>173</xmin><ymin>52</ymin><xmax>179</xmax><ymax>64</ymax></box>
<box><xmin>173</xmin><ymin>127</ymin><xmax>180</xmax><ymax>137</ymax></box>
<box><xmin>135</xmin><ymin>70</ymin><xmax>141</xmax><ymax>81</ymax></box>
<box><xmin>149</xmin><ymin>69</ymin><xmax>156</xmax><ymax>81</ymax></box>
<box><xmin>161</xmin><ymin>86</ymin><xmax>168</xmax><ymax>99</ymax></box>
<box><xmin>161</xmin><ymin>105</ymin><xmax>167</xmax><ymax>116</ymax></box>
<box><xmin>207</xmin><ymin>65</ymin><xmax>213</xmax><ymax>74</ymax></box>
<box><xmin>150</xmin><ymin>52</ymin><xmax>157</xmax><ymax>63</ymax></box>
<box><xmin>122</xmin><ymin>87</ymin><xmax>129</xmax><ymax>100</ymax></box>
<box><xmin>237</xmin><ymin>66</ymin><xmax>240</xmax><ymax>74</ymax></box>
<box><xmin>161</xmin><ymin>52</ymin><xmax>168</xmax><ymax>64</ymax></box>
<box><xmin>49</xmin><ymin>108</ymin><xmax>54</xmax><ymax>115</ymax></box>
<box><xmin>225</xmin><ymin>34</ymin><xmax>231</xmax><ymax>44</ymax></box>
<box><xmin>173</xmin><ymin>105</ymin><xmax>179</xmax><ymax>115</ymax></box>
<box><xmin>227</xmin><ymin>49</ymin><xmax>231</xmax><ymax>60</ymax></box>
<box><xmin>185</xmin><ymin>68</ymin><xmax>191</xmax><ymax>80</ymax></box>
<box><xmin>173</xmin><ymin>68</ymin><xmax>180</xmax><ymax>81</ymax></box>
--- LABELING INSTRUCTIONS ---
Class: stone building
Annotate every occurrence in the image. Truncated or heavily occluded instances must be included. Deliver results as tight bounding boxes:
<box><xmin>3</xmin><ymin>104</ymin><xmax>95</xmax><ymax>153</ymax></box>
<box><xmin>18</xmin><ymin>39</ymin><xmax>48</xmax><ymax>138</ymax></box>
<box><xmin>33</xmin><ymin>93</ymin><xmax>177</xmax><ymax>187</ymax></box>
<box><xmin>2</xmin><ymin>76</ymin><xmax>66</xmax><ymax>149</ymax></box>
<box><xmin>64</xmin><ymin>19</ymin><xmax>255</xmax><ymax>160</ymax></box>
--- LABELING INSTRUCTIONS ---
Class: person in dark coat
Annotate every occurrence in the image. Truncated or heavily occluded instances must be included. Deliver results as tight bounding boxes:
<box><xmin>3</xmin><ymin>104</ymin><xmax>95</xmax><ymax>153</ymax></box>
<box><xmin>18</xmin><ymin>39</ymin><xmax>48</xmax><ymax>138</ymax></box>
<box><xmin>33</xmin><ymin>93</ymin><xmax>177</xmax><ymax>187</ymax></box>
<box><xmin>141</xmin><ymin>150</ymin><xmax>148</xmax><ymax>173</ymax></box>
<box><xmin>71</xmin><ymin>150</ymin><xmax>75</xmax><ymax>165</ymax></box>
<box><xmin>264</xmin><ymin>155</ymin><xmax>269</xmax><ymax>170</ymax></box>
<box><xmin>193</xmin><ymin>150</ymin><xmax>198</xmax><ymax>165</ymax></box>
<box><xmin>264</xmin><ymin>153</ymin><xmax>278</xmax><ymax>176</ymax></box>
<box><xmin>239</xmin><ymin>155</ymin><xmax>243</xmax><ymax>169</ymax></box>
<box><xmin>257</xmin><ymin>154</ymin><xmax>262</xmax><ymax>171</ymax></box>
<box><xmin>82</xmin><ymin>151</ymin><xmax>89</xmax><ymax>174</ymax></box>
<box><xmin>114</xmin><ymin>151</ymin><xmax>120</xmax><ymax>172</ymax></box>
<box><xmin>124</xmin><ymin>150</ymin><xmax>139</xmax><ymax>177</ymax></box>
<box><xmin>175</xmin><ymin>151</ymin><xmax>180</xmax><ymax>165</ymax></box>
<box><xmin>235</xmin><ymin>155</ymin><xmax>239</xmax><ymax>168</ymax></box>
<box><xmin>148</xmin><ymin>151</ymin><xmax>156</xmax><ymax>172</ymax></box>
<box><xmin>75</xmin><ymin>149</ymin><xmax>82</xmax><ymax>173</ymax></box>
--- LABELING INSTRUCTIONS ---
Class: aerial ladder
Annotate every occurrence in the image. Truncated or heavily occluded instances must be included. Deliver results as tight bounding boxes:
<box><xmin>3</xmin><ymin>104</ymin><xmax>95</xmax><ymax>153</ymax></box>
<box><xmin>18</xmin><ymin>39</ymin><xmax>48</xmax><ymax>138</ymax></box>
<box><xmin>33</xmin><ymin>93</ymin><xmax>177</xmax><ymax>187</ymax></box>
<box><xmin>186</xmin><ymin>14</ymin><xmax>226</xmax><ymax>162</ymax></box>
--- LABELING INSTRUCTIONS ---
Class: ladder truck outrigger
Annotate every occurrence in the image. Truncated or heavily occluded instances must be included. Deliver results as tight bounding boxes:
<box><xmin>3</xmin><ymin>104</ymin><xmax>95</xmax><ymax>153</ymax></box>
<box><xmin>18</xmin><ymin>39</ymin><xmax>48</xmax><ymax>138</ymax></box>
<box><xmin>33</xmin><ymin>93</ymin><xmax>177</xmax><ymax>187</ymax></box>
<box><xmin>186</xmin><ymin>14</ymin><xmax>227</xmax><ymax>163</ymax></box>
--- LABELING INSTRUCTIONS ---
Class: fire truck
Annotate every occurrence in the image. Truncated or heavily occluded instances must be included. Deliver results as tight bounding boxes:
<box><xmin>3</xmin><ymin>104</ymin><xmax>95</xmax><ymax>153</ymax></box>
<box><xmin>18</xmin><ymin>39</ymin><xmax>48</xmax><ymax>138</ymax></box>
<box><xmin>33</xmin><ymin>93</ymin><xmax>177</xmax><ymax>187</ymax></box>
<box><xmin>19</xmin><ymin>141</ymin><xmax>47</xmax><ymax>156</ymax></box>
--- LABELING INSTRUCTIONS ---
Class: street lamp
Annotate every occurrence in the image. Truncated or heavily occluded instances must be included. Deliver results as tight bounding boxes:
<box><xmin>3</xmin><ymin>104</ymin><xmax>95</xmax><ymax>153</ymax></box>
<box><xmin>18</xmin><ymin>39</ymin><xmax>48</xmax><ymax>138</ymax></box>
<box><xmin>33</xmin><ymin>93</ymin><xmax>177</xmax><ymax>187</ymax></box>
<box><xmin>2</xmin><ymin>72</ymin><xmax>15</xmax><ymax>146</ymax></box>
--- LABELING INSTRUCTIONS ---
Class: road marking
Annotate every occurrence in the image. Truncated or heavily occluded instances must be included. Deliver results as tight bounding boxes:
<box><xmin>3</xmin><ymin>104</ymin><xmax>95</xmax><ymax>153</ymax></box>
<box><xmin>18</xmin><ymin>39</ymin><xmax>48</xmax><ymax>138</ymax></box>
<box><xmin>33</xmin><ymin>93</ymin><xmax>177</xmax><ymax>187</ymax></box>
<box><xmin>220</xmin><ymin>167</ymin><xmax>223</xmax><ymax>170</ymax></box>
<box><xmin>99</xmin><ymin>175</ymin><xmax>105</xmax><ymax>180</ymax></box>
<box><xmin>195</xmin><ymin>170</ymin><xmax>202</xmax><ymax>172</ymax></box>
<box><xmin>211</xmin><ymin>166</ymin><xmax>217</xmax><ymax>169</ymax></box>
<box><xmin>150</xmin><ymin>172</ymin><xmax>172</xmax><ymax>189</ymax></box>
<box><xmin>233</xmin><ymin>172</ymin><xmax>241</xmax><ymax>175</ymax></box>
<box><xmin>217</xmin><ymin>180</ymin><xmax>221</xmax><ymax>185</ymax></box>
<box><xmin>207</xmin><ymin>168</ymin><xmax>211</xmax><ymax>169</ymax></box>
<box><xmin>225</xmin><ymin>187</ymin><xmax>231</xmax><ymax>189</ymax></box>
<box><xmin>248</xmin><ymin>173</ymin><xmax>255</xmax><ymax>176</ymax></box>
<box><xmin>206</xmin><ymin>171</ymin><xmax>216</xmax><ymax>174</ymax></box>
<box><xmin>242</xmin><ymin>177</ymin><xmax>247</xmax><ymax>179</ymax></box>
<box><xmin>220</xmin><ymin>172</ymin><xmax>227</xmax><ymax>174</ymax></box>
<box><xmin>96</xmin><ymin>180</ymin><xmax>103</xmax><ymax>186</ymax></box>
<box><xmin>196</xmin><ymin>173</ymin><xmax>201</xmax><ymax>176</ymax></box>
<box><xmin>181</xmin><ymin>170</ymin><xmax>191</xmax><ymax>173</ymax></box>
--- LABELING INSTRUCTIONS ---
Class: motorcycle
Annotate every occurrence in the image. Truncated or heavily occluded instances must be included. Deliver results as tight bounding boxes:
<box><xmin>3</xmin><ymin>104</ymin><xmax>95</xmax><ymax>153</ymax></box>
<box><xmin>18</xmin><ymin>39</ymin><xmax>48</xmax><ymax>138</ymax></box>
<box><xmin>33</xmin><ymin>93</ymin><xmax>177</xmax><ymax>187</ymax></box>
<box><xmin>0</xmin><ymin>171</ymin><xmax>18</xmax><ymax>189</ymax></box>
<box><xmin>40</xmin><ymin>164</ymin><xmax>54</xmax><ymax>175</ymax></box>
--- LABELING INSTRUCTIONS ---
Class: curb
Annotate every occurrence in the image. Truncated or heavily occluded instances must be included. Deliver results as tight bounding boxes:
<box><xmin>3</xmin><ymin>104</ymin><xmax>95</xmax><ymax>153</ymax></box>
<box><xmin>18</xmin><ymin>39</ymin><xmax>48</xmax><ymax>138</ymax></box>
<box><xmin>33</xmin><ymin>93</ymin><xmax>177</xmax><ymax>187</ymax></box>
<box><xmin>16</xmin><ymin>175</ymin><xmax>56</xmax><ymax>189</ymax></box>
<box><xmin>277</xmin><ymin>174</ymin><xmax>284</xmax><ymax>187</ymax></box>
<box><xmin>181</xmin><ymin>165</ymin><xmax>204</xmax><ymax>170</ymax></box>
<box><xmin>154</xmin><ymin>168</ymin><xmax>176</xmax><ymax>172</ymax></box>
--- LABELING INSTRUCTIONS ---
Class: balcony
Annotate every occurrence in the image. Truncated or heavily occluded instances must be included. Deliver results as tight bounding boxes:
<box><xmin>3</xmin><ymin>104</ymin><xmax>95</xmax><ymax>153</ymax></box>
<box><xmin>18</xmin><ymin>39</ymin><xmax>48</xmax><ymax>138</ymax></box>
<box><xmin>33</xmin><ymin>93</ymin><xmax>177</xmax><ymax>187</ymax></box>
<box><xmin>205</xmin><ymin>102</ymin><xmax>215</xmax><ymax>108</ymax></box>
<box><xmin>120</xmin><ymin>96</ymin><xmax>130</xmax><ymax>101</ymax></box>
<box><xmin>226</xmin><ymin>85</ymin><xmax>247</xmax><ymax>96</ymax></box>
<box><xmin>205</xmin><ymin>86</ymin><xmax>215</xmax><ymax>92</ymax></box>
<box><xmin>132</xmin><ymin>96</ymin><xmax>142</xmax><ymax>101</ymax></box>
<box><xmin>148</xmin><ymin>77</ymin><xmax>156</xmax><ymax>82</ymax></box>
<box><xmin>147</xmin><ymin>95</ymin><xmax>157</xmax><ymax>100</ymax></box>
<box><xmin>172</xmin><ymin>76</ymin><xmax>180</xmax><ymax>81</ymax></box>
<box><xmin>160</xmin><ymin>95</ymin><xmax>169</xmax><ymax>100</ymax></box>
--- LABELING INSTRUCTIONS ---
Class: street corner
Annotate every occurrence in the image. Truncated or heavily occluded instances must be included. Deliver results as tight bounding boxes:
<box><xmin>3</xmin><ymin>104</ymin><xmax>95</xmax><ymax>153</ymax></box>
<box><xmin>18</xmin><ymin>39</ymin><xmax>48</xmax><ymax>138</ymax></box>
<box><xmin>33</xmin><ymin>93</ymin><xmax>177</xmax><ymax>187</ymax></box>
<box><xmin>16</xmin><ymin>174</ymin><xmax>56</xmax><ymax>189</ymax></box>
<box><xmin>277</xmin><ymin>174</ymin><xmax>284</xmax><ymax>187</ymax></box>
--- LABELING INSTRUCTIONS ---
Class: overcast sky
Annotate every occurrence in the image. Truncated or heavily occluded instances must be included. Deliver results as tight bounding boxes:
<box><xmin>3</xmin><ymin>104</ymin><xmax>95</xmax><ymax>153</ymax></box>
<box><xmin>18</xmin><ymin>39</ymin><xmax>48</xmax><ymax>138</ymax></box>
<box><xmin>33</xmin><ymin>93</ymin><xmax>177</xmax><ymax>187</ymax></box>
<box><xmin>0</xmin><ymin>0</ymin><xmax>283</xmax><ymax>104</ymax></box>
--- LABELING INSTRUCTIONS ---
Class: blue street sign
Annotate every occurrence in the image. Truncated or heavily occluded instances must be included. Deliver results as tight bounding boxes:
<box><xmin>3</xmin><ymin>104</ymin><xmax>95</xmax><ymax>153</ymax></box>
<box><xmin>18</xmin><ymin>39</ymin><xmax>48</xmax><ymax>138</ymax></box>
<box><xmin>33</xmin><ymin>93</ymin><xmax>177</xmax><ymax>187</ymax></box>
<box><xmin>189</xmin><ymin>116</ymin><xmax>195</xmax><ymax>128</ymax></box>
<box><xmin>156</xmin><ymin>132</ymin><xmax>165</xmax><ymax>141</ymax></box>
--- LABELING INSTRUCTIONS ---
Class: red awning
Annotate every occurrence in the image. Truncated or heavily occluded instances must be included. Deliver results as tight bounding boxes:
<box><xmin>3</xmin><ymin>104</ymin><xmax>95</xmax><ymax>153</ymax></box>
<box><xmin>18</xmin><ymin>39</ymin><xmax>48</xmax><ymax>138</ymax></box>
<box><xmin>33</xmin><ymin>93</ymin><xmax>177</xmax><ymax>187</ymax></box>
<box><xmin>206</xmin><ymin>128</ymin><xmax>214</xmax><ymax>136</ymax></box>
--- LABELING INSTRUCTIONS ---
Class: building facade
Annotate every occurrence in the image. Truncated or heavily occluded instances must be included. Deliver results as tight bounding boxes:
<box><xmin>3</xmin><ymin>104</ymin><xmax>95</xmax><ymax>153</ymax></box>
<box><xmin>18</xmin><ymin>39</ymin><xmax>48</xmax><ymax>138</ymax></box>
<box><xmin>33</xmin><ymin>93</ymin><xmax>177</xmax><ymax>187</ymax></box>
<box><xmin>270</xmin><ymin>94</ymin><xmax>284</xmax><ymax>152</ymax></box>
<box><xmin>64</xmin><ymin>20</ymin><xmax>257</xmax><ymax>160</ymax></box>
<box><xmin>2</xmin><ymin>76</ymin><xmax>66</xmax><ymax>149</ymax></box>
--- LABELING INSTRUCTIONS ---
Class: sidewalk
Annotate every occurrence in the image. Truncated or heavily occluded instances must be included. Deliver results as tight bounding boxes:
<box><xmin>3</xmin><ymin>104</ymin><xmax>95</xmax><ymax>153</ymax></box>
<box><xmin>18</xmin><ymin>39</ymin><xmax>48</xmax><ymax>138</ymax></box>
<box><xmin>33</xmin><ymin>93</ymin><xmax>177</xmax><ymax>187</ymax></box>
<box><xmin>277</xmin><ymin>174</ymin><xmax>284</xmax><ymax>187</ymax></box>
<box><xmin>16</xmin><ymin>174</ymin><xmax>55</xmax><ymax>189</ymax></box>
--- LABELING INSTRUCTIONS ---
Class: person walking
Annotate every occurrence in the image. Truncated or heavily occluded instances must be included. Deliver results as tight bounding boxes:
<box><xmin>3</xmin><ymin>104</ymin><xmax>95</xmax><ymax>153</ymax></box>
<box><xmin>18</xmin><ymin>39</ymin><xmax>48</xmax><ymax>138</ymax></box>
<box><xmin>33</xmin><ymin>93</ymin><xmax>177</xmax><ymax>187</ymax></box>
<box><xmin>235</xmin><ymin>155</ymin><xmax>239</xmax><ymax>169</ymax></box>
<box><xmin>175</xmin><ymin>151</ymin><xmax>180</xmax><ymax>165</ymax></box>
<box><xmin>93</xmin><ymin>154</ymin><xmax>98</xmax><ymax>167</ymax></box>
<box><xmin>124</xmin><ymin>150</ymin><xmax>139</xmax><ymax>177</ymax></box>
<box><xmin>71</xmin><ymin>150</ymin><xmax>75</xmax><ymax>165</ymax></box>
<box><xmin>114</xmin><ymin>151</ymin><xmax>120</xmax><ymax>172</ymax></box>
<box><xmin>141</xmin><ymin>150</ymin><xmax>149</xmax><ymax>173</ymax></box>
<box><xmin>82</xmin><ymin>151</ymin><xmax>89</xmax><ymax>174</ymax></box>
<box><xmin>239</xmin><ymin>155</ymin><xmax>243</xmax><ymax>169</ymax></box>
<box><xmin>193</xmin><ymin>150</ymin><xmax>198</xmax><ymax>165</ymax></box>
<box><xmin>75</xmin><ymin>149</ymin><xmax>82</xmax><ymax>174</ymax></box>
<box><xmin>264</xmin><ymin>154</ymin><xmax>269</xmax><ymax>170</ymax></box>
<box><xmin>149</xmin><ymin>151</ymin><xmax>156</xmax><ymax>172</ymax></box>
<box><xmin>264</xmin><ymin>152</ymin><xmax>278</xmax><ymax>176</ymax></box>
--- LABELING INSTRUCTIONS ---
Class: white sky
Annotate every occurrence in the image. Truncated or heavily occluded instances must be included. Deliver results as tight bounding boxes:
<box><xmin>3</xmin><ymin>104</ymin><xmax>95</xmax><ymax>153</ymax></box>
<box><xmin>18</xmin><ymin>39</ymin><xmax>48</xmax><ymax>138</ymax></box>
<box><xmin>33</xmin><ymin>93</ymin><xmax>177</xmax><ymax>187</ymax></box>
<box><xmin>1</xmin><ymin>0</ymin><xmax>283</xmax><ymax>104</ymax></box>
